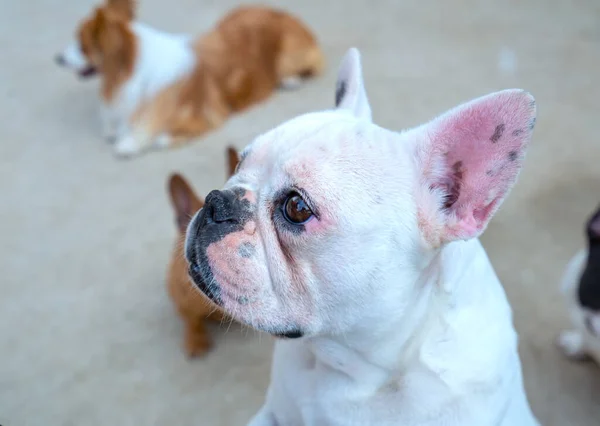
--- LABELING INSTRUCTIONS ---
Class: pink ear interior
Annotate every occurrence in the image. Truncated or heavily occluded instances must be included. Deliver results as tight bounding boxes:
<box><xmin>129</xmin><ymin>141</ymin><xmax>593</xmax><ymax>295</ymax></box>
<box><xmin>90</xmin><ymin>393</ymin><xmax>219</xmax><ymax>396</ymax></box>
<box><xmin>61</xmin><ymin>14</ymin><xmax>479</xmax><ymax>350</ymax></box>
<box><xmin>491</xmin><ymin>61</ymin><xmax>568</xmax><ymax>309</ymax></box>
<box><xmin>423</xmin><ymin>89</ymin><xmax>536</xmax><ymax>241</ymax></box>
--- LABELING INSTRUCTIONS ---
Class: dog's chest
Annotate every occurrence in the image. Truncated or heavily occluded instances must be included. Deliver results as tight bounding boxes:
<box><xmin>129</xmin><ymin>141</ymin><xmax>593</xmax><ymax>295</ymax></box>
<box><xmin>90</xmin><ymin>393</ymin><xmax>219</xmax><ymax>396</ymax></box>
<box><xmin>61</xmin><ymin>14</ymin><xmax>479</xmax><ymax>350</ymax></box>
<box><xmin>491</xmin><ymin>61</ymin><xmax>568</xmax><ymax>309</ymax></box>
<box><xmin>266</xmin><ymin>340</ymin><xmax>537</xmax><ymax>426</ymax></box>
<box><xmin>267</xmin><ymin>342</ymin><xmax>414</xmax><ymax>426</ymax></box>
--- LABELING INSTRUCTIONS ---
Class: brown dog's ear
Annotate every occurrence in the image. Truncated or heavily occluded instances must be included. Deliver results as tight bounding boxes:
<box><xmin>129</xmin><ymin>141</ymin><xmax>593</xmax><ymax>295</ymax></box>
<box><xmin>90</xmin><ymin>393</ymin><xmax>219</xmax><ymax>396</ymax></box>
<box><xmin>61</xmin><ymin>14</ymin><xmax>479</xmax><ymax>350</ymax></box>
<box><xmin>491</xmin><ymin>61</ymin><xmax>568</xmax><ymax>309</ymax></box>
<box><xmin>106</xmin><ymin>0</ymin><xmax>136</xmax><ymax>20</ymax></box>
<box><xmin>92</xmin><ymin>7</ymin><xmax>123</xmax><ymax>36</ymax></box>
<box><xmin>92</xmin><ymin>7</ymin><xmax>108</xmax><ymax>33</ymax></box>
<box><xmin>226</xmin><ymin>146</ymin><xmax>240</xmax><ymax>178</ymax></box>
<box><xmin>168</xmin><ymin>174</ymin><xmax>204</xmax><ymax>233</ymax></box>
<box><xmin>92</xmin><ymin>7</ymin><xmax>136</xmax><ymax>98</ymax></box>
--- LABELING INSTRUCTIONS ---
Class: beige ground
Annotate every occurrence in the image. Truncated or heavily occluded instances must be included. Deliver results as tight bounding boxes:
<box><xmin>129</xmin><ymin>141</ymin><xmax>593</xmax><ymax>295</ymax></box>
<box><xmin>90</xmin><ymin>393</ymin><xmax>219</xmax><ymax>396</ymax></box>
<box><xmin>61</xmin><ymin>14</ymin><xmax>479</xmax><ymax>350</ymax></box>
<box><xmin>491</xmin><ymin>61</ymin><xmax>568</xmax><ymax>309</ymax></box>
<box><xmin>2</xmin><ymin>0</ymin><xmax>600</xmax><ymax>425</ymax></box>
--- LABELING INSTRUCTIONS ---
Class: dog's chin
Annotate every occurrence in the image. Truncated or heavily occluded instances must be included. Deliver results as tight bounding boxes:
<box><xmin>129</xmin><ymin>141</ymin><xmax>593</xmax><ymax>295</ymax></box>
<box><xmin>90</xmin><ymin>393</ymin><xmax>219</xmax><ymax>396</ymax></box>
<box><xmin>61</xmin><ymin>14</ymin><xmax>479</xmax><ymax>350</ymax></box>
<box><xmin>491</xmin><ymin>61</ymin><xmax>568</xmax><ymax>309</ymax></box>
<box><xmin>187</xmin><ymin>249</ymin><xmax>305</xmax><ymax>339</ymax></box>
<box><xmin>78</xmin><ymin>65</ymin><xmax>98</xmax><ymax>79</ymax></box>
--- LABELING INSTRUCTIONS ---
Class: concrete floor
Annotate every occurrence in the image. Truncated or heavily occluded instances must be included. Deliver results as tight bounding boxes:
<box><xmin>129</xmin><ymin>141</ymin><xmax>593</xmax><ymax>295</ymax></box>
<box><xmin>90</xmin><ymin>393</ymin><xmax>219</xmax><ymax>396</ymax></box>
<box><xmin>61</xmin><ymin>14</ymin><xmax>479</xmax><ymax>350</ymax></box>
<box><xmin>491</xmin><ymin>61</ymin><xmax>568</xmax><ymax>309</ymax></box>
<box><xmin>2</xmin><ymin>0</ymin><xmax>599</xmax><ymax>425</ymax></box>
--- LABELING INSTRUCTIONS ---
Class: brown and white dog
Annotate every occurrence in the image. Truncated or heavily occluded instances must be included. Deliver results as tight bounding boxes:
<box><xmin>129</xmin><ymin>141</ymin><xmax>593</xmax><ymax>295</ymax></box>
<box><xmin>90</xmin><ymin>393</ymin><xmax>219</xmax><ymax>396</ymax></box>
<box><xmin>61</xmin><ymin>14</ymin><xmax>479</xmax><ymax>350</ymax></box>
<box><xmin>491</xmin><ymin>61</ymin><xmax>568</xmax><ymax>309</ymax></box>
<box><xmin>166</xmin><ymin>146</ymin><xmax>240</xmax><ymax>357</ymax></box>
<box><xmin>56</xmin><ymin>0</ymin><xmax>324</xmax><ymax>157</ymax></box>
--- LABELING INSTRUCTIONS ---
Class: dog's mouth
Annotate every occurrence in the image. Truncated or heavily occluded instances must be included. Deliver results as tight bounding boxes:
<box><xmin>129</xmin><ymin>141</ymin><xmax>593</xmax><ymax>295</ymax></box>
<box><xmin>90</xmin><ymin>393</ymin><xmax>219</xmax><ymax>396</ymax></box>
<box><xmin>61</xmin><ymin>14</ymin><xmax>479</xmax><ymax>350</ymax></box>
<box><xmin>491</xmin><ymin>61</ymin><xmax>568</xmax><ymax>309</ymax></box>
<box><xmin>273</xmin><ymin>330</ymin><xmax>304</xmax><ymax>339</ymax></box>
<box><xmin>188</xmin><ymin>262</ymin><xmax>223</xmax><ymax>305</ymax></box>
<box><xmin>188</xmin><ymin>258</ymin><xmax>304</xmax><ymax>339</ymax></box>
<box><xmin>78</xmin><ymin>65</ymin><xmax>98</xmax><ymax>79</ymax></box>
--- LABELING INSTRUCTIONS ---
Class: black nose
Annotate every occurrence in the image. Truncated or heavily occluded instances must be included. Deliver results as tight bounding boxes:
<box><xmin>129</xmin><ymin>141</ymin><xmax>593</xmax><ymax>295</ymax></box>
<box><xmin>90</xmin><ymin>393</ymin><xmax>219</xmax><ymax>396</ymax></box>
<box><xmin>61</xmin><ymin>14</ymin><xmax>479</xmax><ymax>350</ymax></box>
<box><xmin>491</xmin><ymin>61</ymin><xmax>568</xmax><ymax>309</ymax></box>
<box><xmin>55</xmin><ymin>54</ymin><xmax>66</xmax><ymax>66</ymax></box>
<box><xmin>204</xmin><ymin>190</ymin><xmax>237</xmax><ymax>224</ymax></box>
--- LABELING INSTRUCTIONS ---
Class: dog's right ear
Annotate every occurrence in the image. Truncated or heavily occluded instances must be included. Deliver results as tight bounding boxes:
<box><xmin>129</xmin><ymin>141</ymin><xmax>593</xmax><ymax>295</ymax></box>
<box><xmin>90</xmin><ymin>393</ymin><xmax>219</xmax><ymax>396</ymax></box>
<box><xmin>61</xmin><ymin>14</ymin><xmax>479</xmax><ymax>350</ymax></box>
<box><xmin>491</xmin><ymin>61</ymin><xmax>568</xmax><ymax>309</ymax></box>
<box><xmin>106</xmin><ymin>0</ymin><xmax>136</xmax><ymax>20</ymax></box>
<box><xmin>226</xmin><ymin>146</ymin><xmax>240</xmax><ymax>178</ymax></box>
<box><xmin>92</xmin><ymin>7</ymin><xmax>108</xmax><ymax>34</ymax></box>
<box><xmin>334</xmin><ymin>48</ymin><xmax>372</xmax><ymax>122</ymax></box>
<box><xmin>414</xmin><ymin>89</ymin><xmax>536</xmax><ymax>246</ymax></box>
<box><xmin>168</xmin><ymin>174</ymin><xmax>204</xmax><ymax>233</ymax></box>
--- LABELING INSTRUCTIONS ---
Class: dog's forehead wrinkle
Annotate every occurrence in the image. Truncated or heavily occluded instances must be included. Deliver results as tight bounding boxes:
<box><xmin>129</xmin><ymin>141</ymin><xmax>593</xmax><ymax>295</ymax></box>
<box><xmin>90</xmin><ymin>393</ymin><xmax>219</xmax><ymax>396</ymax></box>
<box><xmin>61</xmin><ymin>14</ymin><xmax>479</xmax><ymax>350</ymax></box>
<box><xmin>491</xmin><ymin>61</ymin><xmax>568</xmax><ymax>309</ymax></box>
<box><xmin>280</xmin><ymin>124</ymin><xmax>390</xmax><ymax>169</ymax></box>
<box><xmin>255</xmin><ymin>112</ymin><xmax>360</xmax><ymax>156</ymax></box>
<box><xmin>247</xmin><ymin>117</ymin><xmax>401</xmax><ymax>196</ymax></box>
<box><xmin>272</xmin><ymin>144</ymin><xmax>415</xmax><ymax>228</ymax></box>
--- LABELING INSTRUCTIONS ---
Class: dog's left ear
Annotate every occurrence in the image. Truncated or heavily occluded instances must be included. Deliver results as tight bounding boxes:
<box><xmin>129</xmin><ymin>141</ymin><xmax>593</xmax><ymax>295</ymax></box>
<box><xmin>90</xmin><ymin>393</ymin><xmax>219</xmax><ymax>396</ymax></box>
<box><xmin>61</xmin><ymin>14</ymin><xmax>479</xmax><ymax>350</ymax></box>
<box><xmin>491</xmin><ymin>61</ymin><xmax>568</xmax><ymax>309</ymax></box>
<box><xmin>334</xmin><ymin>48</ymin><xmax>372</xmax><ymax>122</ymax></box>
<box><xmin>106</xmin><ymin>0</ymin><xmax>136</xmax><ymax>20</ymax></box>
<box><xmin>167</xmin><ymin>174</ymin><xmax>204</xmax><ymax>233</ymax></box>
<box><xmin>226</xmin><ymin>146</ymin><xmax>240</xmax><ymax>178</ymax></box>
<box><xmin>416</xmin><ymin>89</ymin><xmax>536</xmax><ymax>244</ymax></box>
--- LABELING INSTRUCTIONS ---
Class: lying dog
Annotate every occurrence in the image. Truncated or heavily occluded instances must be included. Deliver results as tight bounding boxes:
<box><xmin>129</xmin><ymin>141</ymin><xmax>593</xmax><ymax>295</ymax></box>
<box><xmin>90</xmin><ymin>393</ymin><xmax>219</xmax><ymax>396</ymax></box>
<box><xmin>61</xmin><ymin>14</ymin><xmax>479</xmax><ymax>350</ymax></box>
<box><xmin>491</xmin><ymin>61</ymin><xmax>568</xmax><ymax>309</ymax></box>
<box><xmin>557</xmin><ymin>205</ymin><xmax>600</xmax><ymax>364</ymax></box>
<box><xmin>166</xmin><ymin>146</ymin><xmax>239</xmax><ymax>357</ymax></box>
<box><xmin>56</xmin><ymin>0</ymin><xmax>324</xmax><ymax>157</ymax></box>
<box><xmin>185</xmin><ymin>48</ymin><xmax>539</xmax><ymax>425</ymax></box>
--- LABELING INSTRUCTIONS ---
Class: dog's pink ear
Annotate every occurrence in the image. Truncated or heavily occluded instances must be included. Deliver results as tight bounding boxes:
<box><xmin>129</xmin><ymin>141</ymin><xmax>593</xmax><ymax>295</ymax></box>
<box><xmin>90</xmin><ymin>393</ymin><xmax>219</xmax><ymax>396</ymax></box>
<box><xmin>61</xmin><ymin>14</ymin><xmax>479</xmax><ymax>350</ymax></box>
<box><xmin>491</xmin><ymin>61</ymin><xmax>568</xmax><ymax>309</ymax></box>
<box><xmin>167</xmin><ymin>174</ymin><xmax>204</xmax><ymax>233</ymax></box>
<box><xmin>416</xmin><ymin>89</ymin><xmax>536</xmax><ymax>244</ymax></box>
<box><xmin>334</xmin><ymin>48</ymin><xmax>372</xmax><ymax>121</ymax></box>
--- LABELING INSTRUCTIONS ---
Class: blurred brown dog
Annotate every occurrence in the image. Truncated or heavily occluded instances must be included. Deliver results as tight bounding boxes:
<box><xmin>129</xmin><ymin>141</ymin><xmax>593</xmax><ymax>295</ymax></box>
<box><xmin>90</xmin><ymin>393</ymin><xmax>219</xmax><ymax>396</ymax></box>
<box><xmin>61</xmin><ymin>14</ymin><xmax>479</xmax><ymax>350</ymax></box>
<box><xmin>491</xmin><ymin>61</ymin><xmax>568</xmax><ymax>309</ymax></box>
<box><xmin>166</xmin><ymin>147</ymin><xmax>239</xmax><ymax>357</ymax></box>
<box><xmin>56</xmin><ymin>1</ymin><xmax>325</xmax><ymax>157</ymax></box>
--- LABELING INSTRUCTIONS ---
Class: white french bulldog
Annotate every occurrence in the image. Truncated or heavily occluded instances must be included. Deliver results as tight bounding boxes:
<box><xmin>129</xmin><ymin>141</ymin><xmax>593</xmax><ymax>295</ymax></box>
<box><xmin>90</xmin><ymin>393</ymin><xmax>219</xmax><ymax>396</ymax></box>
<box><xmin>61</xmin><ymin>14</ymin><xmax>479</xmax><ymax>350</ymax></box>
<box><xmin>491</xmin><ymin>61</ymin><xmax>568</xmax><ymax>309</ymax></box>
<box><xmin>185</xmin><ymin>48</ymin><xmax>539</xmax><ymax>425</ymax></box>
<box><xmin>557</xmin><ymin>206</ymin><xmax>600</xmax><ymax>364</ymax></box>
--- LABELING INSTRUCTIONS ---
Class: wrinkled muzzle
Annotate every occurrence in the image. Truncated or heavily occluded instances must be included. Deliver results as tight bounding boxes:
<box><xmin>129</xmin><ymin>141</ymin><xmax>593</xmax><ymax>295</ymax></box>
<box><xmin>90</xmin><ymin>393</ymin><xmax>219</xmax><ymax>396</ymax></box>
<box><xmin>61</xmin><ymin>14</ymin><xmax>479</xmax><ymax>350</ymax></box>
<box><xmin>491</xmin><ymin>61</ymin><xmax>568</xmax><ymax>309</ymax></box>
<box><xmin>185</xmin><ymin>188</ymin><xmax>254</xmax><ymax>305</ymax></box>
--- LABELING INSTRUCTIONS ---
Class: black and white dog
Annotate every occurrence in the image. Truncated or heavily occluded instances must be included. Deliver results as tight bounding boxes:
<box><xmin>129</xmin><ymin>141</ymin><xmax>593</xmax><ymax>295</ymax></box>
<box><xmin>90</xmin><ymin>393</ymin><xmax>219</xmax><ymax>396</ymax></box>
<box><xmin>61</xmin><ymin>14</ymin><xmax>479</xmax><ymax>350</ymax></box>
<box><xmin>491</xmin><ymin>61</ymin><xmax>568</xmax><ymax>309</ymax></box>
<box><xmin>558</xmin><ymin>205</ymin><xmax>600</xmax><ymax>363</ymax></box>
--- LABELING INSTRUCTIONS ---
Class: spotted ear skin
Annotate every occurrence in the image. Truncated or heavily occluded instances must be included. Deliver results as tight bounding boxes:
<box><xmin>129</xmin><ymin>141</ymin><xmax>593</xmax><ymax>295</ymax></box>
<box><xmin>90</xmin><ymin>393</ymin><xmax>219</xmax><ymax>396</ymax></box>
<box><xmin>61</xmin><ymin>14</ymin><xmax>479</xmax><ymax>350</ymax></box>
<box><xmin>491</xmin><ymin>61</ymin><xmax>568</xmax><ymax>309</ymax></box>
<box><xmin>415</xmin><ymin>89</ymin><xmax>537</xmax><ymax>244</ymax></box>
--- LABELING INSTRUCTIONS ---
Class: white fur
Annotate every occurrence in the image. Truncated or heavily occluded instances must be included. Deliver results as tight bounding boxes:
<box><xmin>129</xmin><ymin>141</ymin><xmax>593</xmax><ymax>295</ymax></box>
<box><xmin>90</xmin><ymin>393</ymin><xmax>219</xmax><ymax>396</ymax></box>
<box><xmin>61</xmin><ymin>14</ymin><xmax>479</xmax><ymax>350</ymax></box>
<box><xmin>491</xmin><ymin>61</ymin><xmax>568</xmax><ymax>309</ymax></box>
<box><xmin>60</xmin><ymin>41</ymin><xmax>89</xmax><ymax>71</ymax></box>
<box><xmin>108</xmin><ymin>23</ymin><xmax>195</xmax><ymax>156</ymax></box>
<box><xmin>186</xmin><ymin>48</ymin><xmax>539</xmax><ymax>426</ymax></box>
<box><xmin>58</xmin><ymin>22</ymin><xmax>196</xmax><ymax>156</ymax></box>
<box><xmin>335</xmin><ymin>48</ymin><xmax>371</xmax><ymax>121</ymax></box>
<box><xmin>246</xmin><ymin>240</ymin><xmax>536</xmax><ymax>426</ymax></box>
<box><xmin>279</xmin><ymin>76</ymin><xmax>304</xmax><ymax>90</ymax></box>
<box><xmin>557</xmin><ymin>250</ymin><xmax>600</xmax><ymax>363</ymax></box>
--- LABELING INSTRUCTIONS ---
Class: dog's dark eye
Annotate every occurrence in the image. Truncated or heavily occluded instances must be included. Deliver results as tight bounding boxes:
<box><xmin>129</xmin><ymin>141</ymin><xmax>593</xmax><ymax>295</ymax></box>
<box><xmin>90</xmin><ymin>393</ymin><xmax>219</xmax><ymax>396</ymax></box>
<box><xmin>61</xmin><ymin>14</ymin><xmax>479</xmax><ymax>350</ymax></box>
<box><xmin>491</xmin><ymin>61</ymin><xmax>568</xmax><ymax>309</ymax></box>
<box><xmin>283</xmin><ymin>193</ymin><xmax>313</xmax><ymax>224</ymax></box>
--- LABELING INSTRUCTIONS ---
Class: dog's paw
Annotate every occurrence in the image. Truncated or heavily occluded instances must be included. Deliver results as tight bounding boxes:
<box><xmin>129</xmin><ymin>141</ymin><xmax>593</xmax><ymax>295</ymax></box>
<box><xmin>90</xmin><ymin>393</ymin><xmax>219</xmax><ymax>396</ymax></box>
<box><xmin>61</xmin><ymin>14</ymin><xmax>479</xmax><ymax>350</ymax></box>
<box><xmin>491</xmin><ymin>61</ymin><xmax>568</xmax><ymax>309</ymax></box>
<box><xmin>557</xmin><ymin>330</ymin><xmax>589</xmax><ymax>360</ymax></box>
<box><xmin>154</xmin><ymin>133</ymin><xmax>172</xmax><ymax>149</ymax></box>
<box><xmin>114</xmin><ymin>135</ymin><xmax>143</xmax><ymax>158</ymax></box>
<box><xmin>101</xmin><ymin>121</ymin><xmax>122</xmax><ymax>144</ymax></box>
<box><xmin>279</xmin><ymin>76</ymin><xmax>303</xmax><ymax>90</ymax></box>
<box><xmin>184</xmin><ymin>328</ymin><xmax>213</xmax><ymax>358</ymax></box>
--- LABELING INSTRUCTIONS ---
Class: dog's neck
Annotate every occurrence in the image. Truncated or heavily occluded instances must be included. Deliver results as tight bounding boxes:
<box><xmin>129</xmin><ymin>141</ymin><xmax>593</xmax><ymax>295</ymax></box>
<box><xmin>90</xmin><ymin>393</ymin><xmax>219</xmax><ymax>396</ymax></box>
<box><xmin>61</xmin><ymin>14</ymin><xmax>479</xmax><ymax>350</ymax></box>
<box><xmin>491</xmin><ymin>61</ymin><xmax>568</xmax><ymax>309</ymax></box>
<box><xmin>103</xmin><ymin>22</ymin><xmax>196</xmax><ymax>105</ymax></box>
<box><xmin>307</xmin><ymin>238</ymin><xmax>515</xmax><ymax>392</ymax></box>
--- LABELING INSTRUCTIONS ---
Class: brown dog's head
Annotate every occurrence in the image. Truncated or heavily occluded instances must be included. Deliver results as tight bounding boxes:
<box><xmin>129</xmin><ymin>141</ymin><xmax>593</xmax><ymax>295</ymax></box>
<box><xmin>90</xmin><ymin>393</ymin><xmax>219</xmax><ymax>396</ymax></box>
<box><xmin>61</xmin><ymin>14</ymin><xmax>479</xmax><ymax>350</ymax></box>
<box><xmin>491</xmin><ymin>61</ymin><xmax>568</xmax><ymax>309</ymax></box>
<box><xmin>167</xmin><ymin>146</ymin><xmax>241</xmax><ymax>307</ymax></box>
<box><xmin>55</xmin><ymin>0</ymin><xmax>136</xmax><ymax>98</ymax></box>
